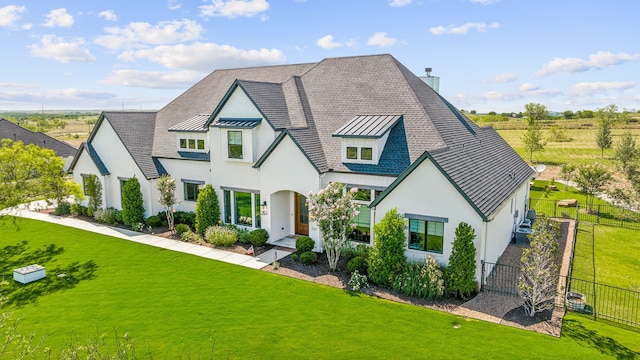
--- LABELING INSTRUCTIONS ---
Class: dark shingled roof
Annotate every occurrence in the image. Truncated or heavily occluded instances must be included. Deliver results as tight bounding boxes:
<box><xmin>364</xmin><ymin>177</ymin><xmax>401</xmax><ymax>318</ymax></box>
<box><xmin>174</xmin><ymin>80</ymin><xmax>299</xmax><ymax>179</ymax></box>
<box><xmin>95</xmin><ymin>54</ymin><xmax>532</xmax><ymax>219</ymax></box>
<box><xmin>0</xmin><ymin>118</ymin><xmax>76</xmax><ymax>157</ymax></box>
<box><xmin>91</xmin><ymin>112</ymin><xmax>166</xmax><ymax>179</ymax></box>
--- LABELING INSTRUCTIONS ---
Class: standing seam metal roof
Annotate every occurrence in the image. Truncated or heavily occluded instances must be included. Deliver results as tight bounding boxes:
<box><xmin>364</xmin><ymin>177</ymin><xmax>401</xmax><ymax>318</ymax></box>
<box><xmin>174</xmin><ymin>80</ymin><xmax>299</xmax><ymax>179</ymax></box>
<box><xmin>332</xmin><ymin>115</ymin><xmax>402</xmax><ymax>138</ymax></box>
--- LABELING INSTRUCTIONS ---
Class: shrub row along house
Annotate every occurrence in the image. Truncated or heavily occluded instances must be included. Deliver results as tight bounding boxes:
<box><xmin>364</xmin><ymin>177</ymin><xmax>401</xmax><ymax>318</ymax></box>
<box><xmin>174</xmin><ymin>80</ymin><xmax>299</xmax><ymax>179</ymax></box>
<box><xmin>69</xmin><ymin>54</ymin><xmax>533</xmax><ymax>279</ymax></box>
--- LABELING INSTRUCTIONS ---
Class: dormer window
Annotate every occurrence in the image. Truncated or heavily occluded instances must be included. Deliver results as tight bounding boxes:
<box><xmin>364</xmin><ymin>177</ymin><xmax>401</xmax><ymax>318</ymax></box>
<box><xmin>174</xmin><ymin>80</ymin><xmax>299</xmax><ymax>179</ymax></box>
<box><xmin>169</xmin><ymin>114</ymin><xmax>210</xmax><ymax>154</ymax></box>
<box><xmin>211</xmin><ymin>118</ymin><xmax>262</xmax><ymax>162</ymax></box>
<box><xmin>333</xmin><ymin>115</ymin><xmax>402</xmax><ymax>165</ymax></box>
<box><xmin>227</xmin><ymin>130</ymin><xmax>243</xmax><ymax>159</ymax></box>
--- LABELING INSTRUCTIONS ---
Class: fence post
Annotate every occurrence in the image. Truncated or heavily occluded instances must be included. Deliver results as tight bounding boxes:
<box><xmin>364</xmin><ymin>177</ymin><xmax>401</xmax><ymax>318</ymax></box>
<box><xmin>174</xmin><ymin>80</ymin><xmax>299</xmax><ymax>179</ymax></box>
<box><xmin>597</xmin><ymin>204</ymin><xmax>601</xmax><ymax>224</ymax></box>
<box><xmin>554</xmin><ymin>200</ymin><xmax>557</xmax><ymax>218</ymax></box>
<box><xmin>480</xmin><ymin>260</ymin><xmax>485</xmax><ymax>291</ymax></box>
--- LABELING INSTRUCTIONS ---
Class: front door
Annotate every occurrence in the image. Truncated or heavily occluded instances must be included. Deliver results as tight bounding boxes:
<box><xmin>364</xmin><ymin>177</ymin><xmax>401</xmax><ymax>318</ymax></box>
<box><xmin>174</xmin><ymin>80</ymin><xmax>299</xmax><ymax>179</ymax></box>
<box><xmin>294</xmin><ymin>192</ymin><xmax>309</xmax><ymax>236</ymax></box>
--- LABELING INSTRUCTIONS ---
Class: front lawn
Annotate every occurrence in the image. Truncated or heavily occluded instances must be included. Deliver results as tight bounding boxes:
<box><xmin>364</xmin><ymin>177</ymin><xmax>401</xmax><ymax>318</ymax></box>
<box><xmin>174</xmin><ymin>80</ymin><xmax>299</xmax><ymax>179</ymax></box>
<box><xmin>1</xmin><ymin>218</ymin><xmax>639</xmax><ymax>359</ymax></box>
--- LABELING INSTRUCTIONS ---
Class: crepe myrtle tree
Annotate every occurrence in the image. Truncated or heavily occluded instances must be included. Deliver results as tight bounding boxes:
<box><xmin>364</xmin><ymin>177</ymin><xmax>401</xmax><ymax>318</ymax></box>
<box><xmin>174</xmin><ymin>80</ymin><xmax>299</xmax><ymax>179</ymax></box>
<box><xmin>518</xmin><ymin>215</ymin><xmax>560</xmax><ymax>318</ymax></box>
<box><xmin>307</xmin><ymin>182</ymin><xmax>360</xmax><ymax>271</ymax></box>
<box><xmin>157</xmin><ymin>174</ymin><xmax>178</xmax><ymax>232</ymax></box>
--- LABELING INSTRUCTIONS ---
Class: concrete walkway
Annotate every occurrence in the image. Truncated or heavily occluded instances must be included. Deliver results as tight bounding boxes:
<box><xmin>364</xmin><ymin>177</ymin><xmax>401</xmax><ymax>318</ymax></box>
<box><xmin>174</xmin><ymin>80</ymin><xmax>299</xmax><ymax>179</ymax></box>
<box><xmin>1</xmin><ymin>202</ymin><xmax>292</xmax><ymax>270</ymax></box>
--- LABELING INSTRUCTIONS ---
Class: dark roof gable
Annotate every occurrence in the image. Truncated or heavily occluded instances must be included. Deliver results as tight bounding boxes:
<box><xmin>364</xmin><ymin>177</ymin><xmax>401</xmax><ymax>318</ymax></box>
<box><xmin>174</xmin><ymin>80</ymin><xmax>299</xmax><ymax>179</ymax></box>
<box><xmin>0</xmin><ymin>118</ymin><xmax>76</xmax><ymax>157</ymax></box>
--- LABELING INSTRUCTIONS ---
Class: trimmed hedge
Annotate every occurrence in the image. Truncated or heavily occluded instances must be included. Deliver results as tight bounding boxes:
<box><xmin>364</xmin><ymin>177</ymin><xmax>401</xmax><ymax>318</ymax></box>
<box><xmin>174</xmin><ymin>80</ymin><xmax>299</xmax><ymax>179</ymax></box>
<box><xmin>295</xmin><ymin>236</ymin><xmax>315</xmax><ymax>253</ymax></box>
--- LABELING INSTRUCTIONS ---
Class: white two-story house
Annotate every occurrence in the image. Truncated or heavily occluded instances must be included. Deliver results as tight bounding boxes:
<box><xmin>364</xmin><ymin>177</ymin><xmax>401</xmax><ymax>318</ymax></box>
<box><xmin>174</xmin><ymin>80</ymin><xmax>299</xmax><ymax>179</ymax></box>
<box><xmin>69</xmin><ymin>54</ymin><xmax>534</xmax><ymax>279</ymax></box>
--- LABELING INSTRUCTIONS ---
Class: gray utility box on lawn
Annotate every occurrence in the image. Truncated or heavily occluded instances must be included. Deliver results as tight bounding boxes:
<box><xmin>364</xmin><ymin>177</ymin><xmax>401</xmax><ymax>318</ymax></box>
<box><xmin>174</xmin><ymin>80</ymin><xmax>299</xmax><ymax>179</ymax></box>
<box><xmin>13</xmin><ymin>264</ymin><xmax>46</xmax><ymax>284</ymax></box>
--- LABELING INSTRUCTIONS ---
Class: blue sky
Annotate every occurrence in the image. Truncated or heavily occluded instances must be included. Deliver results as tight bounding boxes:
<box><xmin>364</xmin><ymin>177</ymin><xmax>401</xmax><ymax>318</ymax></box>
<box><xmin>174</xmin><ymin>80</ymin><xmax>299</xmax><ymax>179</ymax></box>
<box><xmin>0</xmin><ymin>0</ymin><xmax>638</xmax><ymax>113</ymax></box>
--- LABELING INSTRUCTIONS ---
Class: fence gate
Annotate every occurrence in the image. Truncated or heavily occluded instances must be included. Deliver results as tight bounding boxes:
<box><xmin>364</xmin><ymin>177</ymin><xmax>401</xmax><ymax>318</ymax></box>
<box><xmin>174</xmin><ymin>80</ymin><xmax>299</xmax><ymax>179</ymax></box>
<box><xmin>481</xmin><ymin>261</ymin><xmax>521</xmax><ymax>297</ymax></box>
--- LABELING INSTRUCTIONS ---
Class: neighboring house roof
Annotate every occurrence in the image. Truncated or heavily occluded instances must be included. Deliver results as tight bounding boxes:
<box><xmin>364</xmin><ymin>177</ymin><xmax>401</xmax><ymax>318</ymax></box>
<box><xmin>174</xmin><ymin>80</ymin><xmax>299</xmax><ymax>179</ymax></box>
<box><xmin>90</xmin><ymin>111</ymin><xmax>166</xmax><ymax>179</ymax></box>
<box><xmin>68</xmin><ymin>142</ymin><xmax>110</xmax><ymax>176</ymax></box>
<box><xmin>0</xmin><ymin>118</ymin><xmax>76</xmax><ymax>157</ymax></box>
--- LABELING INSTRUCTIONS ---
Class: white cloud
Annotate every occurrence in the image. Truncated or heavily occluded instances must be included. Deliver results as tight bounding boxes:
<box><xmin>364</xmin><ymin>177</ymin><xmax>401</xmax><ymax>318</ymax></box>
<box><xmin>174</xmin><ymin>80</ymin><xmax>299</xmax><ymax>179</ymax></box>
<box><xmin>537</xmin><ymin>51</ymin><xmax>640</xmax><ymax>77</ymax></box>
<box><xmin>389</xmin><ymin>0</ymin><xmax>412</xmax><ymax>7</ymax></box>
<box><xmin>119</xmin><ymin>42</ymin><xmax>285</xmax><ymax>71</ymax></box>
<box><xmin>367</xmin><ymin>32</ymin><xmax>398</xmax><ymax>47</ymax></box>
<box><xmin>0</xmin><ymin>5</ymin><xmax>26</xmax><ymax>27</ymax></box>
<box><xmin>491</xmin><ymin>72</ymin><xmax>517</xmax><ymax>83</ymax></box>
<box><xmin>43</xmin><ymin>8</ymin><xmax>74</xmax><ymax>28</ymax></box>
<box><xmin>28</xmin><ymin>35</ymin><xmax>96</xmax><ymax>63</ymax></box>
<box><xmin>168</xmin><ymin>0</ymin><xmax>183</xmax><ymax>10</ymax></box>
<box><xmin>316</xmin><ymin>35</ymin><xmax>357</xmax><ymax>49</ymax></box>
<box><xmin>570</xmin><ymin>82</ymin><xmax>636</xmax><ymax>96</ymax></box>
<box><xmin>22</xmin><ymin>23</ymin><xmax>32</xmax><ymax>30</ymax></box>
<box><xmin>430</xmin><ymin>22</ymin><xmax>500</xmax><ymax>35</ymax></box>
<box><xmin>95</xmin><ymin>19</ymin><xmax>203</xmax><ymax>49</ymax></box>
<box><xmin>102</xmin><ymin>69</ymin><xmax>204</xmax><ymax>89</ymax></box>
<box><xmin>0</xmin><ymin>82</ymin><xmax>38</xmax><ymax>89</ymax></box>
<box><xmin>520</xmin><ymin>82</ymin><xmax>539</xmax><ymax>92</ymax></box>
<box><xmin>199</xmin><ymin>0</ymin><xmax>269</xmax><ymax>18</ymax></box>
<box><xmin>470</xmin><ymin>0</ymin><xmax>500</xmax><ymax>4</ymax></box>
<box><xmin>99</xmin><ymin>10</ymin><xmax>117</xmax><ymax>22</ymax></box>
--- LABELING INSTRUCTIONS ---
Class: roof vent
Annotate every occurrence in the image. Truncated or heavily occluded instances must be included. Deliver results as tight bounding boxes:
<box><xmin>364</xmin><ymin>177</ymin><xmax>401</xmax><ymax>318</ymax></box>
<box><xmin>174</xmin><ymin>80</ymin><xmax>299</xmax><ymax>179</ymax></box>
<box><xmin>425</xmin><ymin>67</ymin><xmax>432</xmax><ymax>77</ymax></box>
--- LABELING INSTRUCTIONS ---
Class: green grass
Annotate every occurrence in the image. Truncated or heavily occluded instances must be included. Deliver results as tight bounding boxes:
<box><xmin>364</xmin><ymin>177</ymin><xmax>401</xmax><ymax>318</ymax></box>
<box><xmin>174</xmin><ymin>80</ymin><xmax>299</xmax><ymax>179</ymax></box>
<box><xmin>497</xmin><ymin>128</ymin><xmax>640</xmax><ymax>166</ymax></box>
<box><xmin>1</xmin><ymin>218</ymin><xmax>639</xmax><ymax>359</ymax></box>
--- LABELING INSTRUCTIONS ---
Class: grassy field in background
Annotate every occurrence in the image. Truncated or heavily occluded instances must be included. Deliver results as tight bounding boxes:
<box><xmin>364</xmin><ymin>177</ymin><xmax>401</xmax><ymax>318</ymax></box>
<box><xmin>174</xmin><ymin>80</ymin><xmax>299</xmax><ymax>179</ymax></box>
<box><xmin>1</xmin><ymin>217</ymin><xmax>638</xmax><ymax>359</ymax></box>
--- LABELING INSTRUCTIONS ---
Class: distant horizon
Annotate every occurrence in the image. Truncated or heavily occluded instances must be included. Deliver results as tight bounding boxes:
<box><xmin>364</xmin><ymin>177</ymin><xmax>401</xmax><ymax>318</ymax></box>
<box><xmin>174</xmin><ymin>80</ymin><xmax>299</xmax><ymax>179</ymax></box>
<box><xmin>0</xmin><ymin>1</ymin><xmax>638</xmax><ymax>113</ymax></box>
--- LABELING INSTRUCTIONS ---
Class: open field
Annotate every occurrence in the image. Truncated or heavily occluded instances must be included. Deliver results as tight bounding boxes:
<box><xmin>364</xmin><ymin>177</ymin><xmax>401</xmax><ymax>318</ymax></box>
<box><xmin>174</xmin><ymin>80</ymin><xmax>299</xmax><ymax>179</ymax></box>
<box><xmin>1</xmin><ymin>217</ymin><xmax>639</xmax><ymax>358</ymax></box>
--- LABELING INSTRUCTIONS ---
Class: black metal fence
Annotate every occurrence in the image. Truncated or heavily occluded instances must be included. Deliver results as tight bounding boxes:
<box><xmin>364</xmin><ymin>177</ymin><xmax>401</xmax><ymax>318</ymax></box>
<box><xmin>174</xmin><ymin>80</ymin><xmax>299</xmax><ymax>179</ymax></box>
<box><xmin>481</xmin><ymin>261</ymin><xmax>640</xmax><ymax>328</ymax></box>
<box><xmin>529</xmin><ymin>198</ymin><xmax>640</xmax><ymax>230</ymax></box>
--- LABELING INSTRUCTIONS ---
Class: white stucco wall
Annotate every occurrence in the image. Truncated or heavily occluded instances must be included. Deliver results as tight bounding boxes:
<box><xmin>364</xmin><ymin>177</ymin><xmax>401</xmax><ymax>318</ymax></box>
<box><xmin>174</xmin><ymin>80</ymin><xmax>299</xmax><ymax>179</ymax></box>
<box><xmin>88</xmin><ymin>119</ymin><xmax>154</xmax><ymax>217</ymax></box>
<box><xmin>373</xmin><ymin>158</ymin><xmax>485</xmax><ymax>276</ymax></box>
<box><xmin>71</xmin><ymin>149</ymin><xmax>106</xmax><ymax>207</ymax></box>
<box><xmin>258</xmin><ymin>135</ymin><xmax>321</xmax><ymax>247</ymax></box>
<box><xmin>159</xmin><ymin>158</ymin><xmax>210</xmax><ymax>213</ymax></box>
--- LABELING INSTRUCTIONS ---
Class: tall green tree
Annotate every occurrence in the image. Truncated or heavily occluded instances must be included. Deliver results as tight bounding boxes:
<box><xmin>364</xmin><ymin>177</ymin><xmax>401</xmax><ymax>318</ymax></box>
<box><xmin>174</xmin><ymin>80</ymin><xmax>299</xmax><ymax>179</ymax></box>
<box><xmin>597</xmin><ymin>104</ymin><xmax>619</xmax><ymax>124</ymax></box>
<box><xmin>521</xmin><ymin>123</ymin><xmax>547</xmax><ymax>162</ymax></box>
<box><xmin>595</xmin><ymin>118</ymin><xmax>613</xmax><ymax>158</ymax></box>
<box><xmin>195</xmin><ymin>184</ymin><xmax>220</xmax><ymax>235</ymax></box>
<box><xmin>559</xmin><ymin>164</ymin><xmax>576</xmax><ymax>191</ymax></box>
<box><xmin>156</xmin><ymin>174</ymin><xmax>178</xmax><ymax>232</ymax></box>
<box><xmin>121</xmin><ymin>177</ymin><xmax>145</xmax><ymax>227</ymax></box>
<box><xmin>85</xmin><ymin>174</ymin><xmax>102</xmax><ymax>217</ymax></box>
<box><xmin>574</xmin><ymin>163</ymin><xmax>612</xmax><ymax>211</ymax></box>
<box><xmin>368</xmin><ymin>208</ymin><xmax>407</xmax><ymax>287</ymax></box>
<box><xmin>524</xmin><ymin>103</ymin><xmax>547</xmax><ymax>125</ymax></box>
<box><xmin>615</xmin><ymin>131</ymin><xmax>638</xmax><ymax>175</ymax></box>
<box><xmin>0</xmin><ymin>139</ymin><xmax>82</xmax><ymax>210</ymax></box>
<box><xmin>446</xmin><ymin>222</ymin><xmax>477</xmax><ymax>299</ymax></box>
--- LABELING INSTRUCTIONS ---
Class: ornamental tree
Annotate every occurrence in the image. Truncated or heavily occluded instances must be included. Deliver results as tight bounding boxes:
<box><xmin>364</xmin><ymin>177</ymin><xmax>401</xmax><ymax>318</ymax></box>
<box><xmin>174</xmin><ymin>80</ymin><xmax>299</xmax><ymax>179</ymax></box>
<box><xmin>307</xmin><ymin>182</ymin><xmax>360</xmax><ymax>271</ymax></box>
<box><xmin>85</xmin><ymin>173</ymin><xmax>102</xmax><ymax>217</ymax></box>
<box><xmin>121</xmin><ymin>177</ymin><xmax>145</xmax><ymax>227</ymax></box>
<box><xmin>574</xmin><ymin>163</ymin><xmax>612</xmax><ymax>211</ymax></box>
<box><xmin>446</xmin><ymin>222</ymin><xmax>477</xmax><ymax>299</ymax></box>
<box><xmin>195</xmin><ymin>184</ymin><xmax>220</xmax><ymax>235</ymax></box>
<box><xmin>157</xmin><ymin>174</ymin><xmax>178</xmax><ymax>232</ymax></box>
<box><xmin>518</xmin><ymin>215</ymin><xmax>560</xmax><ymax>317</ymax></box>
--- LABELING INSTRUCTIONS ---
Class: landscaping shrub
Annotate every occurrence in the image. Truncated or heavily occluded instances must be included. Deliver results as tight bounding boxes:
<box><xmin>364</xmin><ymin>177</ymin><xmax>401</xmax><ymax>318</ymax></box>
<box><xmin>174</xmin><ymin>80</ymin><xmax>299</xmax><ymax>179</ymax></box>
<box><xmin>236</xmin><ymin>227</ymin><xmax>251</xmax><ymax>244</ymax></box>
<box><xmin>180</xmin><ymin>230</ymin><xmax>201</xmax><ymax>242</ymax></box>
<box><xmin>174</xmin><ymin>211</ymin><xmax>196</xmax><ymax>228</ymax></box>
<box><xmin>348</xmin><ymin>270</ymin><xmax>368</xmax><ymax>292</ymax></box>
<box><xmin>94</xmin><ymin>207</ymin><xmax>121</xmax><ymax>225</ymax></box>
<box><xmin>347</xmin><ymin>256</ymin><xmax>368</xmax><ymax>275</ymax></box>
<box><xmin>295</xmin><ymin>236</ymin><xmax>315</xmax><ymax>253</ymax></box>
<box><xmin>54</xmin><ymin>201</ymin><xmax>71</xmax><ymax>216</ymax></box>
<box><xmin>195</xmin><ymin>184</ymin><xmax>220</xmax><ymax>234</ymax></box>
<box><xmin>145</xmin><ymin>215</ymin><xmax>162</xmax><ymax>228</ymax></box>
<box><xmin>249</xmin><ymin>229</ymin><xmax>269</xmax><ymax>247</ymax></box>
<box><xmin>121</xmin><ymin>177</ymin><xmax>145</xmax><ymax>227</ymax></box>
<box><xmin>205</xmin><ymin>226</ymin><xmax>237</xmax><ymax>247</ymax></box>
<box><xmin>70</xmin><ymin>203</ymin><xmax>88</xmax><ymax>216</ymax></box>
<box><xmin>175</xmin><ymin>224</ymin><xmax>190</xmax><ymax>236</ymax></box>
<box><xmin>368</xmin><ymin>208</ymin><xmax>406</xmax><ymax>288</ymax></box>
<box><xmin>300</xmin><ymin>251</ymin><xmax>317</xmax><ymax>265</ymax></box>
<box><xmin>446</xmin><ymin>222</ymin><xmax>477</xmax><ymax>300</ymax></box>
<box><xmin>84</xmin><ymin>173</ymin><xmax>102</xmax><ymax>217</ymax></box>
<box><xmin>392</xmin><ymin>256</ymin><xmax>444</xmax><ymax>300</ymax></box>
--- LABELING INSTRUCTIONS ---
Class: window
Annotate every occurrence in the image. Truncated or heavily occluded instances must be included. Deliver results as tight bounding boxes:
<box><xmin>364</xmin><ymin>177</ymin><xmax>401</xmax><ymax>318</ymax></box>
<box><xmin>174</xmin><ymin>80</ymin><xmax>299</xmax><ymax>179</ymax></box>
<box><xmin>234</xmin><ymin>191</ymin><xmax>252</xmax><ymax>225</ymax></box>
<box><xmin>361</xmin><ymin>147</ymin><xmax>373</xmax><ymax>160</ymax></box>
<box><xmin>223</xmin><ymin>190</ymin><xmax>231</xmax><ymax>223</ymax></box>
<box><xmin>223</xmin><ymin>189</ymin><xmax>260</xmax><ymax>228</ymax></box>
<box><xmin>349</xmin><ymin>205</ymin><xmax>371</xmax><ymax>243</ymax></box>
<box><xmin>255</xmin><ymin>194</ymin><xmax>261</xmax><ymax>228</ymax></box>
<box><xmin>346</xmin><ymin>146</ymin><xmax>357</xmax><ymax>159</ymax></box>
<box><xmin>120</xmin><ymin>179</ymin><xmax>128</xmax><ymax>204</ymax></box>
<box><xmin>188</xmin><ymin>139</ymin><xmax>196</xmax><ymax>149</ymax></box>
<box><xmin>228</xmin><ymin>131</ymin><xmax>243</xmax><ymax>159</ymax></box>
<box><xmin>197</xmin><ymin>139</ymin><xmax>205</xmax><ymax>150</ymax></box>
<box><xmin>351</xmin><ymin>188</ymin><xmax>371</xmax><ymax>201</ymax></box>
<box><xmin>184</xmin><ymin>182</ymin><xmax>200</xmax><ymax>202</ymax></box>
<box><xmin>179</xmin><ymin>139</ymin><xmax>187</xmax><ymax>149</ymax></box>
<box><xmin>409</xmin><ymin>219</ymin><xmax>444</xmax><ymax>254</ymax></box>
